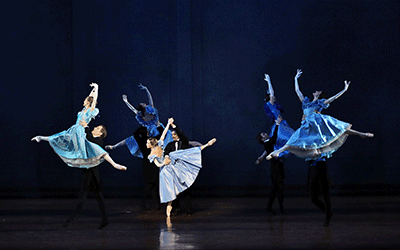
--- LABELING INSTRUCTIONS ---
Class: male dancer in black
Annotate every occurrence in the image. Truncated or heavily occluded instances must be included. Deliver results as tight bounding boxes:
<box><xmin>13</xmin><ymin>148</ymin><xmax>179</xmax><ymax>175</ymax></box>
<box><xmin>163</xmin><ymin>120</ymin><xmax>191</xmax><ymax>215</ymax></box>
<box><xmin>308</xmin><ymin>157</ymin><xmax>332</xmax><ymax>227</ymax></box>
<box><xmin>134</xmin><ymin>125</ymin><xmax>162</xmax><ymax>210</ymax></box>
<box><xmin>63</xmin><ymin>119</ymin><xmax>125</xmax><ymax>229</ymax></box>
<box><xmin>255</xmin><ymin>116</ymin><xmax>285</xmax><ymax>215</ymax></box>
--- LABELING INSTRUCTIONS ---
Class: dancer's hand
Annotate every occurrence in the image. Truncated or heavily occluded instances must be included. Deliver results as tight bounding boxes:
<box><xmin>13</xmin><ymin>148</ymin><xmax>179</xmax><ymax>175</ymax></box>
<box><xmin>295</xmin><ymin>69</ymin><xmax>302</xmax><ymax>79</ymax></box>
<box><xmin>122</xmin><ymin>94</ymin><xmax>128</xmax><ymax>102</ymax></box>
<box><xmin>255</xmin><ymin>158</ymin><xmax>262</xmax><ymax>164</ymax></box>
<box><xmin>344</xmin><ymin>80</ymin><xmax>351</xmax><ymax>91</ymax></box>
<box><xmin>79</xmin><ymin>119</ymin><xmax>88</xmax><ymax>127</ymax></box>
<box><xmin>275</xmin><ymin>115</ymin><xmax>283</xmax><ymax>125</ymax></box>
<box><xmin>90</xmin><ymin>82</ymin><xmax>98</xmax><ymax>88</ymax></box>
<box><xmin>138</xmin><ymin>83</ymin><xmax>147</xmax><ymax>90</ymax></box>
<box><xmin>168</xmin><ymin>117</ymin><xmax>174</xmax><ymax>125</ymax></box>
<box><xmin>264</xmin><ymin>74</ymin><xmax>270</xmax><ymax>82</ymax></box>
<box><xmin>164</xmin><ymin>157</ymin><xmax>171</xmax><ymax>165</ymax></box>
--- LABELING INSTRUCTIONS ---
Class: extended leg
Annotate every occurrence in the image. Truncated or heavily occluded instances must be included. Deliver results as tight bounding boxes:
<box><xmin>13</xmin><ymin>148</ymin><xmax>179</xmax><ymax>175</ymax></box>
<box><xmin>31</xmin><ymin>136</ymin><xmax>49</xmax><ymax>143</ymax></box>
<box><xmin>346</xmin><ymin>129</ymin><xmax>374</xmax><ymax>138</ymax></box>
<box><xmin>103</xmin><ymin>154</ymin><xmax>127</xmax><ymax>170</ymax></box>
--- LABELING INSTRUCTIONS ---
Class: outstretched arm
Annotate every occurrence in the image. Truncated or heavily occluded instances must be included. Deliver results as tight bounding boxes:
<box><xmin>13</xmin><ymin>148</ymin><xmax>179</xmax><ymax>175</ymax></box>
<box><xmin>122</xmin><ymin>94</ymin><xmax>138</xmax><ymax>115</ymax></box>
<box><xmin>294</xmin><ymin>69</ymin><xmax>304</xmax><ymax>102</ymax></box>
<box><xmin>138</xmin><ymin>83</ymin><xmax>154</xmax><ymax>107</ymax></box>
<box><xmin>255</xmin><ymin>151</ymin><xmax>268</xmax><ymax>164</ymax></box>
<box><xmin>89</xmin><ymin>83</ymin><xmax>98</xmax><ymax>111</ymax></box>
<box><xmin>324</xmin><ymin>80</ymin><xmax>350</xmax><ymax>104</ymax></box>
<box><xmin>159</xmin><ymin>118</ymin><xmax>173</xmax><ymax>142</ymax></box>
<box><xmin>264</xmin><ymin>74</ymin><xmax>275</xmax><ymax>105</ymax></box>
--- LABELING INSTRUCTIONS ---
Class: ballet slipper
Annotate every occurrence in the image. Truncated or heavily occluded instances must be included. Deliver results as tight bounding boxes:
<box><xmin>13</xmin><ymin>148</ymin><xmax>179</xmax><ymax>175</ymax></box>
<box><xmin>31</xmin><ymin>136</ymin><xmax>41</xmax><ymax>143</ymax></box>
<box><xmin>207</xmin><ymin>138</ymin><xmax>217</xmax><ymax>146</ymax></box>
<box><xmin>115</xmin><ymin>164</ymin><xmax>127</xmax><ymax>171</ymax></box>
<box><xmin>166</xmin><ymin>204</ymin><xmax>172</xmax><ymax>217</ymax></box>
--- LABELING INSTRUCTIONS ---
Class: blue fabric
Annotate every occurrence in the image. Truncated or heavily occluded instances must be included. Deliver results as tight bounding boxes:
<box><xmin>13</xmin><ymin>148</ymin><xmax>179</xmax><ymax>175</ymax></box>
<box><xmin>135</xmin><ymin>106</ymin><xmax>160</xmax><ymax>137</ymax></box>
<box><xmin>285</xmin><ymin>97</ymin><xmax>351</xmax><ymax>160</ymax></box>
<box><xmin>124</xmin><ymin>123</ymin><xmax>173</xmax><ymax>159</ymax></box>
<box><xmin>149</xmin><ymin>146</ymin><xmax>202</xmax><ymax>203</ymax></box>
<box><xmin>264</xmin><ymin>102</ymin><xmax>294</xmax><ymax>156</ymax></box>
<box><xmin>125</xmin><ymin>135</ymin><xmax>143</xmax><ymax>158</ymax></box>
<box><xmin>48</xmin><ymin>108</ymin><xmax>107</xmax><ymax>169</ymax></box>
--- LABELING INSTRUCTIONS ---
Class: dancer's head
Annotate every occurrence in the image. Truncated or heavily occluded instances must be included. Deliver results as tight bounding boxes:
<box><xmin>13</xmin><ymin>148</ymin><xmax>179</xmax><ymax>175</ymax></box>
<box><xmin>171</xmin><ymin>130</ymin><xmax>180</xmax><ymax>141</ymax></box>
<box><xmin>256</xmin><ymin>132</ymin><xmax>270</xmax><ymax>144</ymax></box>
<box><xmin>92</xmin><ymin>125</ymin><xmax>107</xmax><ymax>138</ymax></box>
<box><xmin>137</xmin><ymin>103</ymin><xmax>147</xmax><ymax>114</ymax></box>
<box><xmin>313</xmin><ymin>91</ymin><xmax>327</xmax><ymax>100</ymax></box>
<box><xmin>146</xmin><ymin>137</ymin><xmax>158</xmax><ymax>148</ymax></box>
<box><xmin>83</xmin><ymin>96</ymin><xmax>93</xmax><ymax>108</ymax></box>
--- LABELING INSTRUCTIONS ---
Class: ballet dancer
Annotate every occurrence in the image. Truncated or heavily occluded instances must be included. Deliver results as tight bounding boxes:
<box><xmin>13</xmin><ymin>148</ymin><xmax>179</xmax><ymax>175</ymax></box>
<box><xmin>147</xmin><ymin>118</ymin><xmax>217</xmax><ymax>217</ymax></box>
<box><xmin>31</xmin><ymin>83</ymin><xmax>126</xmax><ymax>170</ymax></box>
<box><xmin>267</xmin><ymin>69</ymin><xmax>373</xmax><ymax>160</ymax></box>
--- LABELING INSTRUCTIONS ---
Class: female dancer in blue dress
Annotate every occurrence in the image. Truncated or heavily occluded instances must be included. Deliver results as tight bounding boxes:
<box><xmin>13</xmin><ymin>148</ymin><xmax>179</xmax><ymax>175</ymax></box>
<box><xmin>105</xmin><ymin>83</ymin><xmax>173</xmax><ymax>157</ymax></box>
<box><xmin>262</xmin><ymin>73</ymin><xmax>294</xmax><ymax>157</ymax></box>
<box><xmin>267</xmin><ymin>69</ymin><xmax>374</xmax><ymax>160</ymax></box>
<box><xmin>147</xmin><ymin>118</ymin><xmax>217</xmax><ymax>217</ymax></box>
<box><xmin>31</xmin><ymin>83</ymin><xmax>126</xmax><ymax>171</ymax></box>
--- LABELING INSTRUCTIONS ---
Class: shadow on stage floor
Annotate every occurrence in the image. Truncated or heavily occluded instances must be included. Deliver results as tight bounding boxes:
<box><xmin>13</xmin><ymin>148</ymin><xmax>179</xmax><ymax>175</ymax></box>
<box><xmin>1</xmin><ymin>196</ymin><xmax>400</xmax><ymax>249</ymax></box>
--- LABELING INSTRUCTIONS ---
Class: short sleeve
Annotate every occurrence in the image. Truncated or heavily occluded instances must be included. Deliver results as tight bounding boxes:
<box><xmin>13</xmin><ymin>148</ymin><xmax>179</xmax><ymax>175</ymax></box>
<box><xmin>158</xmin><ymin>140</ymin><xmax>164</xmax><ymax>149</ymax></box>
<box><xmin>317</xmin><ymin>99</ymin><xmax>330</xmax><ymax>110</ymax></box>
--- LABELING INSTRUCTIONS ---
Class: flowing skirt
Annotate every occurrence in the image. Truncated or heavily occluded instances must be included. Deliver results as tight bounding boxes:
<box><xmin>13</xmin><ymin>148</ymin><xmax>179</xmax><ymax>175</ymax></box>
<box><xmin>49</xmin><ymin>124</ymin><xmax>108</xmax><ymax>168</ymax></box>
<box><xmin>269</xmin><ymin>119</ymin><xmax>294</xmax><ymax>157</ymax></box>
<box><xmin>159</xmin><ymin>147</ymin><xmax>202</xmax><ymax>203</ymax></box>
<box><xmin>285</xmin><ymin>113</ymin><xmax>351</xmax><ymax>160</ymax></box>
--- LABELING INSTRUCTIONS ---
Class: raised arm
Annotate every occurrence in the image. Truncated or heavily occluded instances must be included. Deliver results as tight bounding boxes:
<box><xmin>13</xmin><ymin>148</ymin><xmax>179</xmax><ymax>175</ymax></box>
<box><xmin>122</xmin><ymin>94</ymin><xmax>138</xmax><ymax>115</ymax></box>
<box><xmin>159</xmin><ymin>118</ymin><xmax>173</xmax><ymax>142</ymax></box>
<box><xmin>89</xmin><ymin>83</ymin><xmax>98</xmax><ymax>111</ymax></box>
<box><xmin>324</xmin><ymin>80</ymin><xmax>350</xmax><ymax>104</ymax></box>
<box><xmin>264</xmin><ymin>74</ymin><xmax>275</xmax><ymax>105</ymax></box>
<box><xmin>294</xmin><ymin>69</ymin><xmax>304</xmax><ymax>102</ymax></box>
<box><xmin>138</xmin><ymin>83</ymin><xmax>154</xmax><ymax>107</ymax></box>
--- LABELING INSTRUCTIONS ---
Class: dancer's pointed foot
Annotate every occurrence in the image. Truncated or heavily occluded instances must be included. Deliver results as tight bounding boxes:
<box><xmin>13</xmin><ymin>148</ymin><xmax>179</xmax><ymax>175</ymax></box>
<box><xmin>207</xmin><ymin>138</ymin><xmax>217</xmax><ymax>146</ymax></box>
<box><xmin>105</xmin><ymin>145</ymin><xmax>114</xmax><ymax>150</ymax></box>
<box><xmin>31</xmin><ymin>136</ymin><xmax>41</xmax><ymax>143</ymax></box>
<box><xmin>266</xmin><ymin>152</ymin><xmax>279</xmax><ymax>160</ymax></box>
<box><xmin>362</xmin><ymin>133</ymin><xmax>374</xmax><ymax>138</ymax></box>
<box><xmin>166</xmin><ymin>204</ymin><xmax>172</xmax><ymax>217</ymax></box>
<box><xmin>115</xmin><ymin>164</ymin><xmax>127</xmax><ymax>171</ymax></box>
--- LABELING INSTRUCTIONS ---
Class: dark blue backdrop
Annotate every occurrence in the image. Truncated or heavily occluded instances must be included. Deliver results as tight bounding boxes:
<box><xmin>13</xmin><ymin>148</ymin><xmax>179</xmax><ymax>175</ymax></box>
<box><xmin>0</xmin><ymin>0</ymin><xmax>398</xmax><ymax>196</ymax></box>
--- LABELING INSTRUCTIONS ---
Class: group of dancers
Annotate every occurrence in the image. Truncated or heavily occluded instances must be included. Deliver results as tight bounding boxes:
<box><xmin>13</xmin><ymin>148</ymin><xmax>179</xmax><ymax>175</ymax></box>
<box><xmin>256</xmin><ymin>69</ymin><xmax>373</xmax><ymax>226</ymax></box>
<box><xmin>32</xmin><ymin>82</ymin><xmax>217</xmax><ymax>229</ymax></box>
<box><xmin>32</xmin><ymin>69</ymin><xmax>374</xmax><ymax>229</ymax></box>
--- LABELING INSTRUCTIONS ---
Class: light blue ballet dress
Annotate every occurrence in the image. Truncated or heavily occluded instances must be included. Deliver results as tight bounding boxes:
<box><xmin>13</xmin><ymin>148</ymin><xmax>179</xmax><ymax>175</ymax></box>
<box><xmin>48</xmin><ymin>108</ymin><xmax>108</xmax><ymax>168</ymax></box>
<box><xmin>264</xmin><ymin>101</ymin><xmax>294</xmax><ymax>156</ymax></box>
<box><xmin>284</xmin><ymin>97</ymin><xmax>352</xmax><ymax>160</ymax></box>
<box><xmin>149</xmin><ymin>141</ymin><xmax>202</xmax><ymax>203</ymax></box>
<box><xmin>125</xmin><ymin>106</ymin><xmax>173</xmax><ymax>158</ymax></box>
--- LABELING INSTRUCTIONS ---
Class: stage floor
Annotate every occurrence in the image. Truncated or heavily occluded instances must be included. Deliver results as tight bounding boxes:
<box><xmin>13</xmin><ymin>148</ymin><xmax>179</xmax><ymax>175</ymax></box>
<box><xmin>1</xmin><ymin>196</ymin><xmax>399</xmax><ymax>249</ymax></box>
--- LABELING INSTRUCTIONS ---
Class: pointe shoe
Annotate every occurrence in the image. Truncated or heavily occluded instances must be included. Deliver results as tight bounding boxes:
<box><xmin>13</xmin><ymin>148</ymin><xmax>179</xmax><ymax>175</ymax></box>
<box><xmin>31</xmin><ymin>136</ymin><xmax>41</xmax><ymax>143</ymax></box>
<box><xmin>207</xmin><ymin>138</ymin><xmax>217</xmax><ymax>146</ymax></box>
<box><xmin>266</xmin><ymin>152</ymin><xmax>278</xmax><ymax>160</ymax></box>
<box><xmin>365</xmin><ymin>133</ymin><xmax>374</xmax><ymax>138</ymax></box>
<box><xmin>166</xmin><ymin>204</ymin><xmax>172</xmax><ymax>217</ymax></box>
<box><xmin>116</xmin><ymin>164</ymin><xmax>127</xmax><ymax>171</ymax></box>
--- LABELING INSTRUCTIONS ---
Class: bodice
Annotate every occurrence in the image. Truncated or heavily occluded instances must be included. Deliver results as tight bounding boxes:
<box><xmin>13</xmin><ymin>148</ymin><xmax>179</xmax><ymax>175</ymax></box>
<box><xmin>302</xmin><ymin>97</ymin><xmax>329</xmax><ymax>117</ymax></box>
<box><xmin>75</xmin><ymin>108</ymin><xmax>99</xmax><ymax>125</ymax></box>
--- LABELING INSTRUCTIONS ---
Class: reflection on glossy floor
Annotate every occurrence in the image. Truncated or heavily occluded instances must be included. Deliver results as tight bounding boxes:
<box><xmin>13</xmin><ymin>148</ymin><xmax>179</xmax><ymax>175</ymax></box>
<box><xmin>1</xmin><ymin>196</ymin><xmax>400</xmax><ymax>249</ymax></box>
